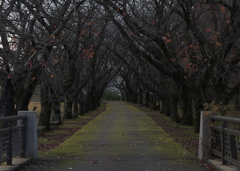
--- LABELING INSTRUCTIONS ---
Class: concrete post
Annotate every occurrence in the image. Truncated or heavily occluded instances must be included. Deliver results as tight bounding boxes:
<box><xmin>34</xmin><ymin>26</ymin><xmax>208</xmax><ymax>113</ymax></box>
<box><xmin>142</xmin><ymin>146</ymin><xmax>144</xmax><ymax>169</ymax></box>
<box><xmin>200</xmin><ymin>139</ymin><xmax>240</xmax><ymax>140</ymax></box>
<box><xmin>198</xmin><ymin>111</ymin><xmax>215</xmax><ymax>161</ymax></box>
<box><xmin>18</xmin><ymin>111</ymin><xmax>38</xmax><ymax>158</ymax></box>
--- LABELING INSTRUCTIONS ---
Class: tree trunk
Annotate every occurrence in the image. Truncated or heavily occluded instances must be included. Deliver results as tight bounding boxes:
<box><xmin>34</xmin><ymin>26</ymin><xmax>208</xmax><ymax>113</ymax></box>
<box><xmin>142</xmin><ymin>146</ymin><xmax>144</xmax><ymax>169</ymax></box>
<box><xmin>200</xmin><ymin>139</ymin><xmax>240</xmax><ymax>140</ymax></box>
<box><xmin>15</xmin><ymin>78</ymin><xmax>38</xmax><ymax>113</ymax></box>
<box><xmin>132</xmin><ymin>93</ymin><xmax>138</xmax><ymax>103</ymax></box>
<box><xmin>93</xmin><ymin>95</ymin><xmax>101</xmax><ymax>109</ymax></box>
<box><xmin>38</xmin><ymin>84</ymin><xmax>53</xmax><ymax>130</ymax></box>
<box><xmin>162</xmin><ymin>98</ymin><xmax>170</xmax><ymax>116</ymax></box>
<box><xmin>193</xmin><ymin>107</ymin><xmax>201</xmax><ymax>133</ymax></box>
<box><xmin>234</xmin><ymin>93</ymin><xmax>240</xmax><ymax>110</ymax></box>
<box><xmin>88</xmin><ymin>89</ymin><xmax>98</xmax><ymax>111</ymax></box>
<box><xmin>79</xmin><ymin>101</ymin><xmax>85</xmax><ymax>115</ymax></box>
<box><xmin>92</xmin><ymin>97</ymin><xmax>98</xmax><ymax>110</ymax></box>
<box><xmin>169</xmin><ymin>94</ymin><xmax>181</xmax><ymax>123</ymax></box>
<box><xmin>181</xmin><ymin>86</ymin><xmax>194</xmax><ymax>125</ymax></box>
<box><xmin>52</xmin><ymin>100</ymin><xmax>62</xmax><ymax>124</ymax></box>
<box><xmin>152</xmin><ymin>95</ymin><xmax>159</xmax><ymax>110</ymax></box>
<box><xmin>125</xmin><ymin>92</ymin><xmax>130</xmax><ymax>102</ymax></box>
<box><xmin>38</xmin><ymin>101</ymin><xmax>52</xmax><ymax>131</ymax></box>
<box><xmin>120</xmin><ymin>90</ymin><xmax>126</xmax><ymax>101</ymax></box>
<box><xmin>97</xmin><ymin>100</ymin><xmax>101</xmax><ymax>107</ymax></box>
<box><xmin>192</xmin><ymin>91</ymin><xmax>204</xmax><ymax>133</ymax></box>
<box><xmin>0</xmin><ymin>78</ymin><xmax>15</xmax><ymax>117</ymax></box>
<box><xmin>88</xmin><ymin>94</ymin><xmax>94</xmax><ymax>111</ymax></box>
<box><xmin>181</xmin><ymin>103</ymin><xmax>193</xmax><ymax>125</ymax></box>
<box><xmin>64</xmin><ymin>97</ymin><xmax>73</xmax><ymax>119</ymax></box>
<box><xmin>159</xmin><ymin>99</ymin><xmax>163</xmax><ymax>112</ymax></box>
<box><xmin>138</xmin><ymin>90</ymin><xmax>143</xmax><ymax>105</ymax></box>
<box><xmin>80</xmin><ymin>103</ymin><xmax>86</xmax><ymax>115</ymax></box>
<box><xmin>81</xmin><ymin>96</ymin><xmax>89</xmax><ymax>115</ymax></box>
<box><xmin>73</xmin><ymin>102</ymin><xmax>79</xmax><ymax>117</ymax></box>
<box><xmin>145</xmin><ymin>91</ymin><xmax>150</xmax><ymax>107</ymax></box>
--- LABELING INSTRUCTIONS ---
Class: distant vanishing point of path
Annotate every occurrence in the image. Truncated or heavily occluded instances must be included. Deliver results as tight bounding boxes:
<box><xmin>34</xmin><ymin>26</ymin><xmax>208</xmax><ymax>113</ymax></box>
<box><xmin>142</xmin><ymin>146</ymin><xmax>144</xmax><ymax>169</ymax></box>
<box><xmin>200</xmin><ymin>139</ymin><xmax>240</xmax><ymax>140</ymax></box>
<box><xmin>26</xmin><ymin>101</ymin><xmax>206</xmax><ymax>171</ymax></box>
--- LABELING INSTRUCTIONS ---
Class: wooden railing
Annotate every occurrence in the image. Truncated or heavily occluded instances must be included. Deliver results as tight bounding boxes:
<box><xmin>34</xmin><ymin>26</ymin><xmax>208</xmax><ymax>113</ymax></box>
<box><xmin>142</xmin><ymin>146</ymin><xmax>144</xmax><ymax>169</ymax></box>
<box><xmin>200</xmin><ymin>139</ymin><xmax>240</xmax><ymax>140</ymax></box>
<box><xmin>0</xmin><ymin>115</ymin><xmax>27</xmax><ymax>165</ymax></box>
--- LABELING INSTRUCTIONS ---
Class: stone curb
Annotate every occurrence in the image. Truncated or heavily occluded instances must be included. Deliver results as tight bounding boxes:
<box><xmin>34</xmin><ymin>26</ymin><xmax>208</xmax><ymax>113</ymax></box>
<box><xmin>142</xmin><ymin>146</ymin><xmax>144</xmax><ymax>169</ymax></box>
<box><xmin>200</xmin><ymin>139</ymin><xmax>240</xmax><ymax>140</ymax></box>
<box><xmin>0</xmin><ymin>158</ymin><xmax>31</xmax><ymax>171</ymax></box>
<box><xmin>208</xmin><ymin>159</ymin><xmax>239</xmax><ymax>171</ymax></box>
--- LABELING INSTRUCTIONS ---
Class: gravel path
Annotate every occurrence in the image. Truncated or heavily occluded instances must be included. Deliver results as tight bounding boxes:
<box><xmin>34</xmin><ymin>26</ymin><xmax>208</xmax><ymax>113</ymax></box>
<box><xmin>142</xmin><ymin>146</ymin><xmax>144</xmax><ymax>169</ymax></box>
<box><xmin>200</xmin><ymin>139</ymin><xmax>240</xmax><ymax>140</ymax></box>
<box><xmin>24</xmin><ymin>101</ymin><xmax>206</xmax><ymax>171</ymax></box>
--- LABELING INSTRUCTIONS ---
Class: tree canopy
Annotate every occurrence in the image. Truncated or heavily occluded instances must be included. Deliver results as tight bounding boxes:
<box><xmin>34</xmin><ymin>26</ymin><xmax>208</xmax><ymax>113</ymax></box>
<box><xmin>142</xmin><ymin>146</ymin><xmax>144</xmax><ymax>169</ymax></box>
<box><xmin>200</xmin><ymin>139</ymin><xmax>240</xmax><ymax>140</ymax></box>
<box><xmin>0</xmin><ymin>0</ymin><xmax>239</xmax><ymax>132</ymax></box>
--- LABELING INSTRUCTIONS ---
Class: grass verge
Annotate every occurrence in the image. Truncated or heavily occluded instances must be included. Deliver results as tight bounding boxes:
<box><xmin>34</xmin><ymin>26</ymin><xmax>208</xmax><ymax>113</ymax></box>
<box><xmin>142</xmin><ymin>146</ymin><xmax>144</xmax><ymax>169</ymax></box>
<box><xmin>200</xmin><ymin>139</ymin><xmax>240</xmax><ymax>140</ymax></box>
<box><xmin>38</xmin><ymin>102</ymin><xmax>107</xmax><ymax>155</ymax></box>
<box><xmin>132</xmin><ymin>103</ymin><xmax>217</xmax><ymax>171</ymax></box>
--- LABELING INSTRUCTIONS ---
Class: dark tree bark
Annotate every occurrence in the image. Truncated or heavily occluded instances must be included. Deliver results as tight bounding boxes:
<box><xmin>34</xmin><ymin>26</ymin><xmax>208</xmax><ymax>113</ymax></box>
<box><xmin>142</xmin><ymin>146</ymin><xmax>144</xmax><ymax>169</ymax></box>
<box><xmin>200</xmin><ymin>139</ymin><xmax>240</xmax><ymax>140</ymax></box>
<box><xmin>73</xmin><ymin>102</ymin><xmax>79</xmax><ymax>117</ymax></box>
<box><xmin>162</xmin><ymin>98</ymin><xmax>170</xmax><ymax>117</ymax></box>
<box><xmin>192</xmin><ymin>91</ymin><xmax>204</xmax><ymax>133</ymax></box>
<box><xmin>15</xmin><ymin>70</ymin><xmax>39</xmax><ymax>112</ymax></box>
<box><xmin>181</xmin><ymin>86</ymin><xmax>194</xmax><ymax>125</ymax></box>
<box><xmin>138</xmin><ymin>89</ymin><xmax>144</xmax><ymax>105</ymax></box>
<box><xmin>64</xmin><ymin>95</ymin><xmax>73</xmax><ymax>119</ymax></box>
<box><xmin>0</xmin><ymin>78</ymin><xmax>15</xmax><ymax>117</ymax></box>
<box><xmin>169</xmin><ymin>94</ymin><xmax>181</xmax><ymax>123</ymax></box>
<box><xmin>234</xmin><ymin>93</ymin><xmax>240</xmax><ymax>110</ymax></box>
<box><xmin>52</xmin><ymin>100</ymin><xmax>62</xmax><ymax>124</ymax></box>
<box><xmin>39</xmin><ymin>100</ymin><xmax>52</xmax><ymax>131</ymax></box>
<box><xmin>80</xmin><ymin>101</ymin><xmax>87</xmax><ymax>115</ymax></box>
<box><xmin>38</xmin><ymin>84</ymin><xmax>53</xmax><ymax>130</ymax></box>
<box><xmin>145</xmin><ymin>91</ymin><xmax>150</xmax><ymax>107</ymax></box>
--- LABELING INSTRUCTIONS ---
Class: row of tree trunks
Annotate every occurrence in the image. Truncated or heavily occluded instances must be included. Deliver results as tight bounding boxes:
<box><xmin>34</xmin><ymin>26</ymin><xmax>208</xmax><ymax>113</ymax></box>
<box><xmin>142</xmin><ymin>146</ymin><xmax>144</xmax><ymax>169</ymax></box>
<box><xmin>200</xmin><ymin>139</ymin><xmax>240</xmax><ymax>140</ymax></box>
<box><xmin>122</xmin><ymin>84</ymin><xmax>203</xmax><ymax>132</ymax></box>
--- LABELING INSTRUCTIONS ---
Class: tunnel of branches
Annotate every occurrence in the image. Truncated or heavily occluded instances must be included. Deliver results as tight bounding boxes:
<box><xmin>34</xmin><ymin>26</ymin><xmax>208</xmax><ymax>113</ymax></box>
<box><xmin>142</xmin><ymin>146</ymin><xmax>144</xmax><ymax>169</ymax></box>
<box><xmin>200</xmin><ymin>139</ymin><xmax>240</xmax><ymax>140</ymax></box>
<box><xmin>0</xmin><ymin>0</ymin><xmax>239</xmax><ymax>132</ymax></box>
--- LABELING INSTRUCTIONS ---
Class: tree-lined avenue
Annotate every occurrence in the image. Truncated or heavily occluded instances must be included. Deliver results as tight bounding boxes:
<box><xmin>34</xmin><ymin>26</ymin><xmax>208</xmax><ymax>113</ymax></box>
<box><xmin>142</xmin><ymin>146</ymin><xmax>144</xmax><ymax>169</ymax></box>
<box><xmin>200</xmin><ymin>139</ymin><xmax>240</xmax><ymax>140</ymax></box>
<box><xmin>27</xmin><ymin>101</ymin><xmax>205</xmax><ymax>171</ymax></box>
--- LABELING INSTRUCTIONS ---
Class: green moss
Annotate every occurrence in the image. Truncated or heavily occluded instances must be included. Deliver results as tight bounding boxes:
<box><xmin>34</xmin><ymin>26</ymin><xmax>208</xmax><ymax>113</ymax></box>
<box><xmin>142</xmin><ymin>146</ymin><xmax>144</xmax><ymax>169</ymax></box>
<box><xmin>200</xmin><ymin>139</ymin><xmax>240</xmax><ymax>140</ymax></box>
<box><xmin>43</xmin><ymin>102</ymin><xmax>196</xmax><ymax>167</ymax></box>
<box><xmin>128</xmin><ymin>104</ymin><xmax>195</xmax><ymax>163</ymax></box>
<box><xmin>45</xmin><ymin>113</ymin><xmax>107</xmax><ymax>157</ymax></box>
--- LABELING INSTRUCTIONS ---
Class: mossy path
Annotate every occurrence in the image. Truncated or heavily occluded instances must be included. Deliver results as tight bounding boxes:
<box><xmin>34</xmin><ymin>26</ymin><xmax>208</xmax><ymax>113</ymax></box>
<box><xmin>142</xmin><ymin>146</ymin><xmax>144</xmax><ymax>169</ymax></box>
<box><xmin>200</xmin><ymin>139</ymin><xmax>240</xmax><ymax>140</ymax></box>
<box><xmin>26</xmin><ymin>101</ymin><xmax>206</xmax><ymax>171</ymax></box>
